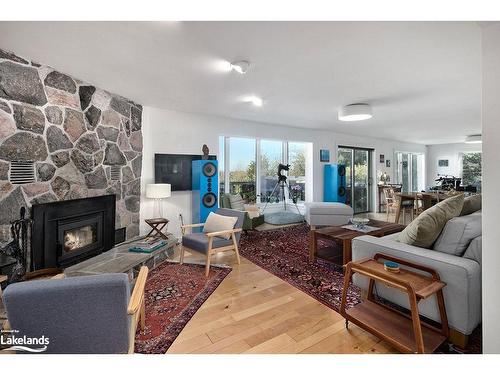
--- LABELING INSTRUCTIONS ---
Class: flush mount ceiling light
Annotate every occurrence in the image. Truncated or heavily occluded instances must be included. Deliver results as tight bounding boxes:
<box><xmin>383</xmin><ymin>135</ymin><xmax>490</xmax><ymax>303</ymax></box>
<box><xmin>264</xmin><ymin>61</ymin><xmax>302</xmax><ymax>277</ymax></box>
<box><xmin>465</xmin><ymin>135</ymin><xmax>482</xmax><ymax>144</ymax></box>
<box><xmin>230</xmin><ymin>60</ymin><xmax>250</xmax><ymax>74</ymax></box>
<box><xmin>242</xmin><ymin>95</ymin><xmax>263</xmax><ymax>107</ymax></box>
<box><xmin>338</xmin><ymin>103</ymin><xmax>373</xmax><ymax>122</ymax></box>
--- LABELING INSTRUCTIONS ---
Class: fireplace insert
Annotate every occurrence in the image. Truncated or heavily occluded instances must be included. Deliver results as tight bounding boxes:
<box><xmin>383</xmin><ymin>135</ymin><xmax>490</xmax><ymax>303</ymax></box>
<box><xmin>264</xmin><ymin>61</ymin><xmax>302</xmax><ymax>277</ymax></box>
<box><xmin>31</xmin><ymin>195</ymin><xmax>115</xmax><ymax>269</ymax></box>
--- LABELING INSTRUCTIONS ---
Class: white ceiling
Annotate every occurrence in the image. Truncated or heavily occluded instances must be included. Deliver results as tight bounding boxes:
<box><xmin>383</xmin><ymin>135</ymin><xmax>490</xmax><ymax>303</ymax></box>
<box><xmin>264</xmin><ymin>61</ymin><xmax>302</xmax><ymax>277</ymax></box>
<box><xmin>0</xmin><ymin>22</ymin><xmax>481</xmax><ymax>145</ymax></box>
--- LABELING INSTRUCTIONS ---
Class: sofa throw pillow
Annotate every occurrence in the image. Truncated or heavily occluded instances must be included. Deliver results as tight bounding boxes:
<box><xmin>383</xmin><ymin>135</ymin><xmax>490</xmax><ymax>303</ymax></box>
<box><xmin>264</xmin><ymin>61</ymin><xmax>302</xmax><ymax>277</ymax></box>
<box><xmin>460</xmin><ymin>194</ymin><xmax>482</xmax><ymax>216</ymax></box>
<box><xmin>203</xmin><ymin>212</ymin><xmax>238</xmax><ymax>239</ymax></box>
<box><xmin>398</xmin><ymin>193</ymin><xmax>464</xmax><ymax>248</ymax></box>
<box><xmin>433</xmin><ymin>213</ymin><xmax>482</xmax><ymax>256</ymax></box>
<box><xmin>229</xmin><ymin>194</ymin><xmax>245</xmax><ymax>211</ymax></box>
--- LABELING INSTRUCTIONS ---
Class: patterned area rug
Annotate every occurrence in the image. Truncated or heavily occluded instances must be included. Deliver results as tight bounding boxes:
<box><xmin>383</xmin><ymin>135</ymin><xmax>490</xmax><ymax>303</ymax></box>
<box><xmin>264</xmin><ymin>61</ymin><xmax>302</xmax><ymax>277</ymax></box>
<box><xmin>134</xmin><ymin>261</ymin><xmax>231</xmax><ymax>354</ymax></box>
<box><xmin>239</xmin><ymin>223</ymin><xmax>362</xmax><ymax>312</ymax></box>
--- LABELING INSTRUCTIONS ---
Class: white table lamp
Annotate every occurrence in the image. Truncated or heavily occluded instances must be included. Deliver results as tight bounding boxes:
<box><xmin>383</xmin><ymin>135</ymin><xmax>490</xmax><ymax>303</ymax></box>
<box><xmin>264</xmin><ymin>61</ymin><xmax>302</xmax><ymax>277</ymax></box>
<box><xmin>146</xmin><ymin>183</ymin><xmax>171</xmax><ymax>219</ymax></box>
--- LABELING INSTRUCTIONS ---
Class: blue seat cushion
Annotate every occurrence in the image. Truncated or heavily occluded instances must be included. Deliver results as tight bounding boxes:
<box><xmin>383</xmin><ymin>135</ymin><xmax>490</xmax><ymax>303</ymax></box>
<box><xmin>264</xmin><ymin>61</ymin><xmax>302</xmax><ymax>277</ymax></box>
<box><xmin>182</xmin><ymin>233</ymin><xmax>233</xmax><ymax>254</ymax></box>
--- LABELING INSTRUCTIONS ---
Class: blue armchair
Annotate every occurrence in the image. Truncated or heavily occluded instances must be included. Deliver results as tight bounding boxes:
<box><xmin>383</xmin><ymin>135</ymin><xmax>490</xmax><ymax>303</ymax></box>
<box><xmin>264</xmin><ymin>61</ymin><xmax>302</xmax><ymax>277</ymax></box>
<box><xmin>2</xmin><ymin>266</ymin><xmax>148</xmax><ymax>354</ymax></box>
<box><xmin>180</xmin><ymin>208</ymin><xmax>246</xmax><ymax>276</ymax></box>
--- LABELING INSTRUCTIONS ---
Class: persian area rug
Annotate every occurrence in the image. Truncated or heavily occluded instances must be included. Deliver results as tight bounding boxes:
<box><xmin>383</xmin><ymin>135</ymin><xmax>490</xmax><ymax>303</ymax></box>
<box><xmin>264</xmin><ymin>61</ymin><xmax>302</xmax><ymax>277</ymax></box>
<box><xmin>239</xmin><ymin>223</ymin><xmax>361</xmax><ymax>312</ymax></box>
<box><xmin>134</xmin><ymin>261</ymin><xmax>231</xmax><ymax>354</ymax></box>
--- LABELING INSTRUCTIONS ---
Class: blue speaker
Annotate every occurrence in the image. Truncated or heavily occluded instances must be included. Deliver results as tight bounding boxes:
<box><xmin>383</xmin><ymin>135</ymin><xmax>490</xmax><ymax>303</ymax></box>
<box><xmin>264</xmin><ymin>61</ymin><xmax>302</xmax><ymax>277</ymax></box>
<box><xmin>192</xmin><ymin>160</ymin><xmax>219</xmax><ymax>224</ymax></box>
<box><xmin>324</xmin><ymin>164</ymin><xmax>347</xmax><ymax>203</ymax></box>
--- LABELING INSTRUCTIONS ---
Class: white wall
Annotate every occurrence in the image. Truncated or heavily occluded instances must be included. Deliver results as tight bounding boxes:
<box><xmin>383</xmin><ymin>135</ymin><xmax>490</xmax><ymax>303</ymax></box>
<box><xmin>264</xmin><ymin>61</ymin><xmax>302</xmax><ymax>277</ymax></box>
<box><xmin>140</xmin><ymin>106</ymin><xmax>426</xmax><ymax>237</ymax></box>
<box><xmin>426</xmin><ymin>143</ymin><xmax>482</xmax><ymax>188</ymax></box>
<box><xmin>481</xmin><ymin>23</ymin><xmax>500</xmax><ymax>354</ymax></box>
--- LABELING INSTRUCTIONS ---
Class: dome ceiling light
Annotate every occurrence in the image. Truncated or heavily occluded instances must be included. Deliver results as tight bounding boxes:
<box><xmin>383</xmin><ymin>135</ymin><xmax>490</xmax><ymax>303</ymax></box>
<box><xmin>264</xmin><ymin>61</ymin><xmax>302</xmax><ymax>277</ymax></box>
<box><xmin>338</xmin><ymin>103</ymin><xmax>373</xmax><ymax>122</ymax></box>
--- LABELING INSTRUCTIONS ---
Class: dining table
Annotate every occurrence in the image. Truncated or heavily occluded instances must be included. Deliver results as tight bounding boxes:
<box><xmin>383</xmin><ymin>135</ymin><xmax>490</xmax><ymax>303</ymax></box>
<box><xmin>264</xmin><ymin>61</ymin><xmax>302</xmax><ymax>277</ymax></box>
<box><xmin>393</xmin><ymin>191</ymin><xmax>450</xmax><ymax>224</ymax></box>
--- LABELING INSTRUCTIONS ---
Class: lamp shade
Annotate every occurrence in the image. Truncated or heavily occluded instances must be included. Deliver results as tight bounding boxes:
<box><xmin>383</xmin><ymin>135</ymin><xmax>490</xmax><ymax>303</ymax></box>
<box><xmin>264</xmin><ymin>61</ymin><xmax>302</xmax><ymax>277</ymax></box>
<box><xmin>146</xmin><ymin>183</ymin><xmax>171</xmax><ymax>199</ymax></box>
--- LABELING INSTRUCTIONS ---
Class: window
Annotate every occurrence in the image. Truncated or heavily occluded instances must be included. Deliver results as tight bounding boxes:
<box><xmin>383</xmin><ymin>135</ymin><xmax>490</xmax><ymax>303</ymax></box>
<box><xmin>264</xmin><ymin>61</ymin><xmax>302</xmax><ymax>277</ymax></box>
<box><xmin>228</xmin><ymin>137</ymin><xmax>256</xmax><ymax>202</ymax></box>
<box><xmin>219</xmin><ymin>136</ymin><xmax>310</xmax><ymax>204</ymax></box>
<box><xmin>461</xmin><ymin>152</ymin><xmax>482</xmax><ymax>192</ymax></box>
<box><xmin>288</xmin><ymin>142</ymin><xmax>307</xmax><ymax>203</ymax></box>
<box><xmin>259</xmin><ymin>140</ymin><xmax>283</xmax><ymax>203</ymax></box>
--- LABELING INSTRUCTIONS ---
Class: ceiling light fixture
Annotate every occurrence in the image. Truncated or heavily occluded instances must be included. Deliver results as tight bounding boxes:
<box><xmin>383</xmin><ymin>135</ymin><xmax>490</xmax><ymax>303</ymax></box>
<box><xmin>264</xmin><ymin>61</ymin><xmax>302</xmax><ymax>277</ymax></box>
<box><xmin>230</xmin><ymin>60</ymin><xmax>250</xmax><ymax>74</ymax></box>
<box><xmin>243</xmin><ymin>95</ymin><xmax>263</xmax><ymax>107</ymax></box>
<box><xmin>338</xmin><ymin>103</ymin><xmax>373</xmax><ymax>122</ymax></box>
<box><xmin>465</xmin><ymin>135</ymin><xmax>482</xmax><ymax>144</ymax></box>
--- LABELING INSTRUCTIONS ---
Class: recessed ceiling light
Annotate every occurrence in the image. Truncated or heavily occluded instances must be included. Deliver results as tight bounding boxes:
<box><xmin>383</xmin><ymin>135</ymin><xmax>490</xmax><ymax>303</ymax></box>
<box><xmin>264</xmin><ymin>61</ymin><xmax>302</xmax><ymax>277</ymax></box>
<box><xmin>465</xmin><ymin>135</ymin><xmax>482</xmax><ymax>144</ymax></box>
<box><xmin>338</xmin><ymin>103</ymin><xmax>373</xmax><ymax>122</ymax></box>
<box><xmin>230</xmin><ymin>60</ymin><xmax>250</xmax><ymax>74</ymax></box>
<box><xmin>243</xmin><ymin>95</ymin><xmax>263</xmax><ymax>107</ymax></box>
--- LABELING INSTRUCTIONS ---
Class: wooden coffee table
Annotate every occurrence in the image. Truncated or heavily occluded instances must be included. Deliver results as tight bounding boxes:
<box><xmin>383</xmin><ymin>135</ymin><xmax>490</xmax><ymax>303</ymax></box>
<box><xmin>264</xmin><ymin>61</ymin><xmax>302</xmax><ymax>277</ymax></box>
<box><xmin>309</xmin><ymin>219</ymin><xmax>405</xmax><ymax>264</ymax></box>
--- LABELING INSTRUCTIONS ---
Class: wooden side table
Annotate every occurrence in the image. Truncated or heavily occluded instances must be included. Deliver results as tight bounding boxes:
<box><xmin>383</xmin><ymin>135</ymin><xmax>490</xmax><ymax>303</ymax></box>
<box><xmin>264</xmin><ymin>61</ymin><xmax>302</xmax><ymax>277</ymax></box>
<box><xmin>145</xmin><ymin>218</ymin><xmax>169</xmax><ymax>240</ymax></box>
<box><xmin>340</xmin><ymin>253</ymin><xmax>449</xmax><ymax>354</ymax></box>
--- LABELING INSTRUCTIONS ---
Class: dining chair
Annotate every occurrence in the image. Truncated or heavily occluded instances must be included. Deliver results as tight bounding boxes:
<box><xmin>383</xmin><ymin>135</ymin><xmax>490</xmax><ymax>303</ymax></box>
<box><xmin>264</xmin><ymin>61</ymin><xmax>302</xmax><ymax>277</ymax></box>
<box><xmin>383</xmin><ymin>188</ymin><xmax>397</xmax><ymax>222</ymax></box>
<box><xmin>414</xmin><ymin>193</ymin><xmax>433</xmax><ymax>216</ymax></box>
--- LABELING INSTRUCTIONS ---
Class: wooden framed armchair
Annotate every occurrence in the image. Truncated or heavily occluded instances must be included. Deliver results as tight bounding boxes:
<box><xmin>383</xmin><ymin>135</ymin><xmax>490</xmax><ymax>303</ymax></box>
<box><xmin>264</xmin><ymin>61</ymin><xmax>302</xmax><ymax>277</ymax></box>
<box><xmin>180</xmin><ymin>208</ymin><xmax>246</xmax><ymax>276</ymax></box>
<box><xmin>2</xmin><ymin>266</ymin><xmax>148</xmax><ymax>354</ymax></box>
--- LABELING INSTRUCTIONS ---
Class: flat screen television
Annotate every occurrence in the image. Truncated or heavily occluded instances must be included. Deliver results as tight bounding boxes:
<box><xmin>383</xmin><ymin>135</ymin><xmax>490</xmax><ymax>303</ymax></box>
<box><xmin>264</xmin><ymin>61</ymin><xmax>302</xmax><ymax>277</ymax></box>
<box><xmin>155</xmin><ymin>153</ymin><xmax>217</xmax><ymax>191</ymax></box>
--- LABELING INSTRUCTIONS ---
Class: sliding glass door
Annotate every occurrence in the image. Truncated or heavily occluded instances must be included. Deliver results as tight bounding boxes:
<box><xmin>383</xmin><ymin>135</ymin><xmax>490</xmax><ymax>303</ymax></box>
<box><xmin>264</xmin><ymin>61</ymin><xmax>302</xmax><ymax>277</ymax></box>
<box><xmin>338</xmin><ymin>147</ymin><xmax>372</xmax><ymax>214</ymax></box>
<box><xmin>395</xmin><ymin>152</ymin><xmax>425</xmax><ymax>192</ymax></box>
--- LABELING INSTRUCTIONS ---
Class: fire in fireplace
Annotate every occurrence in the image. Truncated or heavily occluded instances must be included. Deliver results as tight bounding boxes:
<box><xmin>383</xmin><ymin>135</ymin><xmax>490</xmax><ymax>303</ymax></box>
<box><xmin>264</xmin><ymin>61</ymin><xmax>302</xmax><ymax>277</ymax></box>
<box><xmin>64</xmin><ymin>224</ymin><xmax>98</xmax><ymax>253</ymax></box>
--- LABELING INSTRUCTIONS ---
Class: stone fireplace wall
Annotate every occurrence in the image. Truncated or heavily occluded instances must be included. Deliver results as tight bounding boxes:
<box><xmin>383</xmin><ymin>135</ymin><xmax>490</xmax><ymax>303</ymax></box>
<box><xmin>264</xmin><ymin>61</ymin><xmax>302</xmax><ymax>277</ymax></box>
<box><xmin>0</xmin><ymin>48</ymin><xmax>143</xmax><ymax>244</ymax></box>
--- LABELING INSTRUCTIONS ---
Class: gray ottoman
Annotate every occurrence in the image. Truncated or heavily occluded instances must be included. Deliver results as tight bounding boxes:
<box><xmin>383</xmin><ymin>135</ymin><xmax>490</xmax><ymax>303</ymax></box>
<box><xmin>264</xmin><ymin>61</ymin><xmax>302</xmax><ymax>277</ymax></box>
<box><xmin>305</xmin><ymin>202</ymin><xmax>354</xmax><ymax>229</ymax></box>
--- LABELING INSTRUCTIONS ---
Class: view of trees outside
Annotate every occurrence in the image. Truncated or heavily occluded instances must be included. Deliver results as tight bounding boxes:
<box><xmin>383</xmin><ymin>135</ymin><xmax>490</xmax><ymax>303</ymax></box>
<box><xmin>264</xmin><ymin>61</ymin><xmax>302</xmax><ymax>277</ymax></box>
<box><xmin>462</xmin><ymin>152</ymin><xmax>482</xmax><ymax>191</ymax></box>
<box><xmin>228</xmin><ymin>137</ymin><xmax>256</xmax><ymax>201</ymax></box>
<box><xmin>259</xmin><ymin>140</ymin><xmax>282</xmax><ymax>203</ymax></box>
<box><xmin>219</xmin><ymin>137</ymin><xmax>308</xmax><ymax>203</ymax></box>
<box><xmin>338</xmin><ymin>149</ymin><xmax>352</xmax><ymax>205</ymax></box>
<box><xmin>338</xmin><ymin>147</ymin><xmax>370</xmax><ymax>213</ymax></box>
<box><xmin>288</xmin><ymin>142</ymin><xmax>307</xmax><ymax>202</ymax></box>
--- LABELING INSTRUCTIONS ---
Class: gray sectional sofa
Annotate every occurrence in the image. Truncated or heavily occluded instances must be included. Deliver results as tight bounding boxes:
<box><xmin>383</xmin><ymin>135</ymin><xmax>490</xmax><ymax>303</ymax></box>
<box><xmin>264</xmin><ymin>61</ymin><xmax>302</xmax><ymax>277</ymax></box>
<box><xmin>352</xmin><ymin>208</ymin><xmax>482</xmax><ymax>347</ymax></box>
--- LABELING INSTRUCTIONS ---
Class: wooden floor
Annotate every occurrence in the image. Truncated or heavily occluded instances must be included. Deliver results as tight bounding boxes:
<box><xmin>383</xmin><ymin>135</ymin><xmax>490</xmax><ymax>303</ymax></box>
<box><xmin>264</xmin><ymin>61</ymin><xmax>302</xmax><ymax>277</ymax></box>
<box><xmin>167</xmin><ymin>247</ymin><xmax>398</xmax><ymax>354</ymax></box>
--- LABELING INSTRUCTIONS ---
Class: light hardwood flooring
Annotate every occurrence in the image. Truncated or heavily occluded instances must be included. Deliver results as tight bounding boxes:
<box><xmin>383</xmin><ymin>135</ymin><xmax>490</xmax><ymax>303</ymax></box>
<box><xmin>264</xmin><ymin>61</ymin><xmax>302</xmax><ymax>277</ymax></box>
<box><xmin>167</xmin><ymin>246</ymin><xmax>398</xmax><ymax>354</ymax></box>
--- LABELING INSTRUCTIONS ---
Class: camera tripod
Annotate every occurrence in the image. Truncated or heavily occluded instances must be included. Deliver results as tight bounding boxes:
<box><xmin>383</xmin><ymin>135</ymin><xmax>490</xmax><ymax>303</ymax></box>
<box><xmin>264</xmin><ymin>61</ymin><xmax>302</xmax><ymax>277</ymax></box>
<box><xmin>261</xmin><ymin>178</ymin><xmax>302</xmax><ymax>215</ymax></box>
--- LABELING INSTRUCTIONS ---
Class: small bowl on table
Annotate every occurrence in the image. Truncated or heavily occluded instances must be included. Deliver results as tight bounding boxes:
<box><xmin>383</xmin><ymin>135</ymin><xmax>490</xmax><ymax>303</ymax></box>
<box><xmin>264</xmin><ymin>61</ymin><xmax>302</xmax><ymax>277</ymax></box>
<box><xmin>350</xmin><ymin>217</ymin><xmax>370</xmax><ymax>229</ymax></box>
<box><xmin>383</xmin><ymin>261</ymin><xmax>400</xmax><ymax>273</ymax></box>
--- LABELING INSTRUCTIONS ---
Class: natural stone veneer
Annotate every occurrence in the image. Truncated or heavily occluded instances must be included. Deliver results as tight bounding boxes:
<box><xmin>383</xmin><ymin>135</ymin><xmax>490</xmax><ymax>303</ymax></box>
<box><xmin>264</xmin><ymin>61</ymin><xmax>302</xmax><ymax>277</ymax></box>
<box><xmin>0</xmin><ymin>48</ymin><xmax>143</xmax><ymax>244</ymax></box>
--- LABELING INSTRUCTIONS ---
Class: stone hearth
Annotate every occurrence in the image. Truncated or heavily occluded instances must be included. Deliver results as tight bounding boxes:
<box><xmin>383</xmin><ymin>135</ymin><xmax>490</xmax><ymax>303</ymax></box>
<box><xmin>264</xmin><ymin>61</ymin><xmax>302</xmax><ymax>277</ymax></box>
<box><xmin>0</xmin><ymin>48</ymin><xmax>143</xmax><ymax>245</ymax></box>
